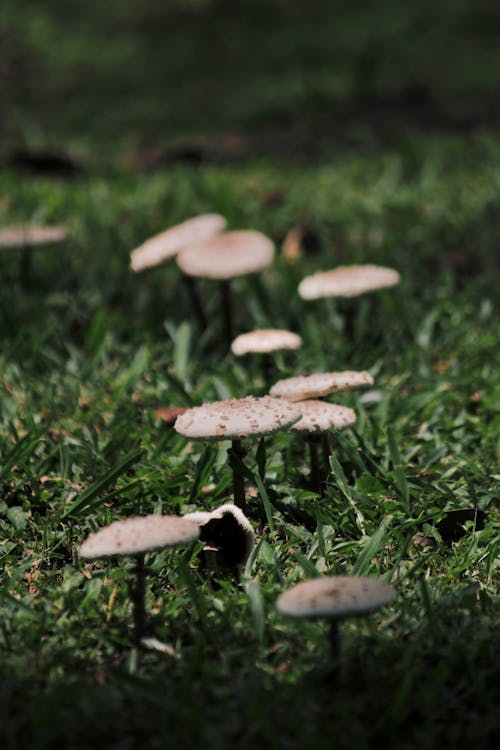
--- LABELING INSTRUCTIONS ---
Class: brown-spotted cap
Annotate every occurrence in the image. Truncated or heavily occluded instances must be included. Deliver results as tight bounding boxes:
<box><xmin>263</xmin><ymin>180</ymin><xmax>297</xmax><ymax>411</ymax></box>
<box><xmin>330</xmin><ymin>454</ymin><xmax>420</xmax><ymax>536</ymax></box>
<box><xmin>269</xmin><ymin>371</ymin><xmax>374</xmax><ymax>401</ymax></box>
<box><xmin>174</xmin><ymin>395</ymin><xmax>301</xmax><ymax>441</ymax></box>
<box><xmin>298</xmin><ymin>264</ymin><xmax>400</xmax><ymax>300</ymax></box>
<box><xmin>130</xmin><ymin>213</ymin><xmax>226</xmax><ymax>272</ymax></box>
<box><xmin>291</xmin><ymin>401</ymin><xmax>356</xmax><ymax>433</ymax></box>
<box><xmin>79</xmin><ymin>515</ymin><xmax>199</xmax><ymax>559</ymax></box>
<box><xmin>176</xmin><ymin>230</ymin><xmax>274</xmax><ymax>280</ymax></box>
<box><xmin>0</xmin><ymin>225</ymin><xmax>68</xmax><ymax>248</ymax></box>
<box><xmin>231</xmin><ymin>329</ymin><xmax>302</xmax><ymax>356</ymax></box>
<box><xmin>277</xmin><ymin>575</ymin><xmax>395</xmax><ymax>620</ymax></box>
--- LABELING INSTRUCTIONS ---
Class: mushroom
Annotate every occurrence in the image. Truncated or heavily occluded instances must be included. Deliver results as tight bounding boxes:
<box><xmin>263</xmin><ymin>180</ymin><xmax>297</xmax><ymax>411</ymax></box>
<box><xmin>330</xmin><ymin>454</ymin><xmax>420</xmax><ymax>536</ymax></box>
<box><xmin>130</xmin><ymin>213</ymin><xmax>226</xmax><ymax>329</ymax></box>
<box><xmin>269</xmin><ymin>371</ymin><xmax>374</xmax><ymax>401</ymax></box>
<box><xmin>175</xmin><ymin>396</ymin><xmax>302</xmax><ymax>513</ymax></box>
<box><xmin>184</xmin><ymin>503</ymin><xmax>255</xmax><ymax>582</ymax></box>
<box><xmin>154</xmin><ymin>406</ymin><xmax>187</xmax><ymax>427</ymax></box>
<box><xmin>231</xmin><ymin>328</ymin><xmax>303</xmax><ymax>383</ymax></box>
<box><xmin>298</xmin><ymin>264</ymin><xmax>400</xmax><ymax>340</ymax></box>
<box><xmin>79</xmin><ymin>515</ymin><xmax>199</xmax><ymax>646</ymax></box>
<box><xmin>290</xmin><ymin>401</ymin><xmax>356</xmax><ymax>494</ymax></box>
<box><xmin>0</xmin><ymin>224</ymin><xmax>68</xmax><ymax>283</ymax></box>
<box><xmin>177</xmin><ymin>230</ymin><xmax>274</xmax><ymax>347</ymax></box>
<box><xmin>276</xmin><ymin>575</ymin><xmax>395</xmax><ymax>669</ymax></box>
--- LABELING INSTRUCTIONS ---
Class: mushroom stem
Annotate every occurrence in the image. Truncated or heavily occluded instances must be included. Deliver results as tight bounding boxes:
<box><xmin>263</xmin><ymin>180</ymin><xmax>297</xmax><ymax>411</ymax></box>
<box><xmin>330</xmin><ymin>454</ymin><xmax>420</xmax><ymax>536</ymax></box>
<box><xmin>182</xmin><ymin>275</ymin><xmax>207</xmax><ymax>331</ymax></box>
<box><xmin>308</xmin><ymin>435</ymin><xmax>322</xmax><ymax>495</ymax></box>
<box><xmin>19</xmin><ymin>245</ymin><xmax>33</xmax><ymax>285</ymax></box>
<box><xmin>322</xmin><ymin>432</ymin><xmax>332</xmax><ymax>478</ymax></box>
<box><xmin>132</xmin><ymin>552</ymin><xmax>147</xmax><ymax>646</ymax></box>
<box><xmin>328</xmin><ymin>619</ymin><xmax>341</xmax><ymax>665</ymax></box>
<box><xmin>220</xmin><ymin>280</ymin><xmax>233</xmax><ymax>349</ymax></box>
<box><xmin>229</xmin><ymin>439</ymin><xmax>248</xmax><ymax>513</ymax></box>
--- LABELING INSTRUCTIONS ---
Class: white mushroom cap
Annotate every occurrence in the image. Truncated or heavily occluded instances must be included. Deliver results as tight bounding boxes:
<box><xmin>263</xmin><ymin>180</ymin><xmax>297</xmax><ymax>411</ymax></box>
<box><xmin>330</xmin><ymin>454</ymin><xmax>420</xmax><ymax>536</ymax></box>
<box><xmin>298</xmin><ymin>265</ymin><xmax>400</xmax><ymax>300</ymax></box>
<box><xmin>291</xmin><ymin>401</ymin><xmax>356</xmax><ymax>433</ymax></box>
<box><xmin>277</xmin><ymin>576</ymin><xmax>395</xmax><ymax>620</ymax></box>
<box><xmin>177</xmin><ymin>230</ymin><xmax>274</xmax><ymax>280</ymax></box>
<box><xmin>231</xmin><ymin>329</ymin><xmax>302</xmax><ymax>356</ymax></box>
<box><xmin>174</xmin><ymin>395</ymin><xmax>302</xmax><ymax>441</ymax></box>
<box><xmin>184</xmin><ymin>502</ymin><xmax>255</xmax><ymax>567</ymax></box>
<box><xmin>130</xmin><ymin>213</ymin><xmax>226</xmax><ymax>272</ymax></box>
<box><xmin>269</xmin><ymin>371</ymin><xmax>374</xmax><ymax>401</ymax></box>
<box><xmin>79</xmin><ymin>515</ymin><xmax>199</xmax><ymax>559</ymax></box>
<box><xmin>0</xmin><ymin>225</ymin><xmax>68</xmax><ymax>249</ymax></box>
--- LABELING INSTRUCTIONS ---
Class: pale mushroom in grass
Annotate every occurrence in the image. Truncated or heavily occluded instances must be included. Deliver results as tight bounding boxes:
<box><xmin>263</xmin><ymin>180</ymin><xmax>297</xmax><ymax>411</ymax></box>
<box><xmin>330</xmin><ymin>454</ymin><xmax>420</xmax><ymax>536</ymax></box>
<box><xmin>184</xmin><ymin>503</ymin><xmax>255</xmax><ymax>581</ymax></box>
<box><xmin>175</xmin><ymin>396</ymin><xmax>301</xmax><ymax>513</ymax></box>
<box><xmin>0</xmin><ymin>224</ymin><xmax>68</xmax><ymax>283</ymax></box>
<box><xmin>177</xmin><ymin>230</ymin><xmax>274</xmax><ymax>347</ymax></box>
<box><xmin>277</xmin><ymin>575</ymin><xmax>395</xmax><ymax>669</ymax></box>
<box><xmin>291</xmin><ymin>401</ymin><xmax>356</xmax><ymax>494</ymax></box>
<box><xmin>269</xmin><ymin>371</ymin><xmax>374</xmax><ymax>401</ymax></box>
<box><xmin>130</xmin><ymin>213</ymin><xmax>226</xmax><ymax>328</ymax></box>
<box><xmin>231</xmin><ymin>329</ymin><xmax>303</xmax><ymax>383</ymax></box>
<box><xmin>298</xmin><ymin>264</ymin><xmax>400</xmax><ymax>300</ymax></box>
<box><xmin>80</xmin><ymin>515</ymin><xmax>199</xmax><ymax>646</ymax></box>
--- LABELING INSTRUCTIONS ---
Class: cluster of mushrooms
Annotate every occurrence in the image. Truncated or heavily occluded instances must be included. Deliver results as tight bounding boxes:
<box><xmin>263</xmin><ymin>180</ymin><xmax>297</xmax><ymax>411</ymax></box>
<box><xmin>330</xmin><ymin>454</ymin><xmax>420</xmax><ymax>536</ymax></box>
<box><xmin>4</xmin><ymin>214</ymin><xmax>400</xmax><ymax>667</ymax></box>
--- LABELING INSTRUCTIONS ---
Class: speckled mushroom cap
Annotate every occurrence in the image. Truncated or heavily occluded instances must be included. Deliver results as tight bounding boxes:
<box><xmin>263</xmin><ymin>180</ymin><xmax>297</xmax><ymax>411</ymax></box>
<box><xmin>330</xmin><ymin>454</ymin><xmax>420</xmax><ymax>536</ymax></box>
<box><xmin>130</xmin><ymin>213</ymin><xmax>226</xmax><ymax>272</ymax></box>
<box><xmin>231</xmin><ymin>329</ymin><xmax>302</xmax><ymax>356</ymax></box>
<box><xmin>184</xmin><ymin>503</ymin><xmax>255</xmax><ymax>567</ymax></box>
<box><xmin>269</xmin><ymin>371</ymin><xmax>374</xmax><ymax>401</ymax></box>
<box><xmin>291</xmin><ymin>401</ymin><xmax>356</xmax><ymax>433</ymax></box>
<box><xmin>176</xmin><ymin>230</ymin><xmax>274</xmax><ymax>280</ymax></box>
<box><xmin>277</xmin><ymin>576</ymin><xmax>395</xmax><ymax>620</ymax></box>
<box><xmin>174</xmin><ymin>395</ymin><xmax>302</xmax><ymax>441</ymax></box>
<box><xmin>79</xmin><ymin>515</ymin><xmax>199</xmax><ymax>559</ymax></box>
<box><xmin>298</xmin><ymin>264</ymin><xmax>400</xmax><ymax>300</ymax></box>
<box><xmin>0</xmin><ymin>225</ymin><xmax>68</xmax><ymax>248</ymax></box>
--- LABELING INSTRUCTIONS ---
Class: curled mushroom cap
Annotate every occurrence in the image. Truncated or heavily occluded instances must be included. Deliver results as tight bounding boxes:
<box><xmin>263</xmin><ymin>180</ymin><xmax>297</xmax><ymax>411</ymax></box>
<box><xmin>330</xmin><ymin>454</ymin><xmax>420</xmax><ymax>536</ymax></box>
<box><xmin>0</xmin><ymin>225</ymin><xmax>68</xmax><ymax>248</ymax></box>
<box><xmin>184</xmin><ymin>503</ymin><xmax>255</xmax><ymax>568</ymax></box>
<box><xmin>130</xmin><ymin>213</ymin><xmax>226</xmax><ymax>272</ymax></box>
<box><xmin>269</xmin><ymin>371</ymin><xmax>374</xmax><ymax>401</ymax></box>
<box><xmin>291</xmin><ymin>401</ymin><xmax>356</xmax><ymax>433</ymax></box>
<box><xmin>79</xmin><ymin>515</ymin><xmax>199</xmax><ymax>559</ymax></box>
<box><xmin>231</xmin><ymin>329</ymin><xmax>302</xmax><ymax>356</ymax></box>
<box><xmin>174</xmin><ymin>395</ymin><xmax>302</xmax><ymax>441</ymax></box>
<box><xmin>298</xmin><ymin>264</ymin><xmax>400</xmax><ymax>300</ymax></box>
<box><xmin>277</xmin><ymin>576</ymin><xmax>395</xmax><ymax>620</ymax></box>
<box><xmin>177</xmin><ymin>230</ymin><xmax>274</xmax><ymax>280</ymax></box>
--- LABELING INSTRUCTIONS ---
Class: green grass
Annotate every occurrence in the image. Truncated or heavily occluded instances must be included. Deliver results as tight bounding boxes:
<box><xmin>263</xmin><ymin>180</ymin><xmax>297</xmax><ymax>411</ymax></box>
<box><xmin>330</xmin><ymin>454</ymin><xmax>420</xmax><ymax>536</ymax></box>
<box><xmin>1</xmin><ymin>2</ymin><xmax>499</xmax><ymax>747</ymax></box>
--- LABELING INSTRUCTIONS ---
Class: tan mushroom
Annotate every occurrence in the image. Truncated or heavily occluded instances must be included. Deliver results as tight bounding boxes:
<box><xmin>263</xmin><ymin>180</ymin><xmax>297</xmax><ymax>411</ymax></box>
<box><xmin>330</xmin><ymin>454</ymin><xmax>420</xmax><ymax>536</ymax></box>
<box><xmin>277</xmin><ymin>575</ymin><xmax>395</xmax><ymax>667</ymax></box>
<box><xmin>270</xmin><ymin>371</ymin><xmax>374</xmax><ymax>401</ymax></box>
<box><xmin>231</xmin><ymin>329</ymin><xmax>302</xmax><ymax>356</ymax></box>
<box><xmin>177</xmin><ymin>230</ymin><xmax>275</xmax><ymax>346</ymax></box>
<box><xmin>175</xmin><ymin>396</ymin><xmax>301</xmax><ymax>512</ymax></box>
<box><xmin>0</xmin><ymin>224</ymin><xmax>68</xmax><ymax>283</ymax></box>
<box><xmin>80</xmin><ymin>515</ymin><xmax>199</xmax><ymax>645</ymax></box>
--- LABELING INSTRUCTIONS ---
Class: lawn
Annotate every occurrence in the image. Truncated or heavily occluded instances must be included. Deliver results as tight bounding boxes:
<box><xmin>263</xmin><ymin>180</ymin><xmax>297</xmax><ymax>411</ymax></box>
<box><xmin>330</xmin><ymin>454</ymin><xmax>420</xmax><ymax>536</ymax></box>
<box><xmin>1</xmin><ymin>2</ymin><xmax>499</xmax><ymax>749</ymax></box>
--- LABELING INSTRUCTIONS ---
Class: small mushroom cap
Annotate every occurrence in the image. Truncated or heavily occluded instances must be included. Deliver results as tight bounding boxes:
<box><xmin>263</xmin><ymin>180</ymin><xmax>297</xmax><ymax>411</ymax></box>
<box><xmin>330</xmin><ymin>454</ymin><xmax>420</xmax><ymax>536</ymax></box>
<box><xmin>298</xmin><ymin>264</ymin><xmax>400</xmax><ymax>300</ymax></box>
<box><xmin>174</xmin><ymin>395</ymin><xmax>302</xmax><ymax>441</ymax></box>
<box><xmin>277</xmin><ymin>576</ymin><xmax>395</xmax><ymax>620</ymax></box>
<box><xmin>79</xmin><ymin>515</ymin><xmax>199</xmax><ymax>559</ymax></box>
<box><xmin>130</xmin><ymin>213</ymin><xmax>226</xmax><ymax>272</ymax></box>
<box><xmin>0</xmin><ymin>225</ymin><xmax>68</xmax><ymax>248</ymax></box>
<box><xmin>154</xmin><ymin>406</ymin><xmax>187</xmax><ymax>426</ymax></box>
<box><xmin>177</xmin><ymin>230</ymin><xmax>274</xmax><ymax>280</ymax></box>
<box><xmin>231</xmin><ymin>329</ymin><xmax>302</xmax><ymax>356</ymax></box>
<box><xmin>269</xmin><ymin>371</ymin><xmax>374</xmax><ymax>401</ymax></box>
<box><xmin>291</xmin><ymin>401</ymin><xmax>356</xmax><ymax>433</ymax></box>
<box><xmin>184</xmin><ymin>503</ymin><xmax>255</xmax><ymax>567</ymax></box>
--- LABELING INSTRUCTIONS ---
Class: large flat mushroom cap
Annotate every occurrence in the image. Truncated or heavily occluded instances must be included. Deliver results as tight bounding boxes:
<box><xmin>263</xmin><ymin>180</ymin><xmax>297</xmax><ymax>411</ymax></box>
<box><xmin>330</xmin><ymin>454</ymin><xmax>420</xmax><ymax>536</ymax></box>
<box><xmin>291</xmin><ymin>401</ymin><xmax>356</xmax><ymax>433</ymax></box>
<box><xmin>270</xmin><ymin>371</ymin><xmax>374</xmax><ymax>401</ymax></box>
<box><xmin>298</xmin><ymin>264</ymin><xmax>400</xmax><ymax>300</ymax></box>
<box><xmin>0</xmin><ymin>225</ymin><xmax>68</xmax><ymax>249</ymax></box>
<box><xmin>277</xmin><ymin>576</ymin><xmax>395</xmax><ymax>620</ymax></box>
<box><xmin>79</xmin><ymin>515</ymin><xmax>199</xmax><ymax>559</ymax></box>
<box><xmin>177</xmin><ymin>230</ymin><xmax>274</xmax><ymax>280</ymax></box>
<box><xmin>174</xmin><ymin>395</ymin><xmax>302</xmax><ymax>441</ymax></box>
<box><xmin>130</xmin><ymin>213</ymin><xmax>226</xmax><ymax>272</ymax></box>
<box><xmin>231</xmin><ymin>329</ymin><xmax>302</xmax><ymax>356</ymax></box>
